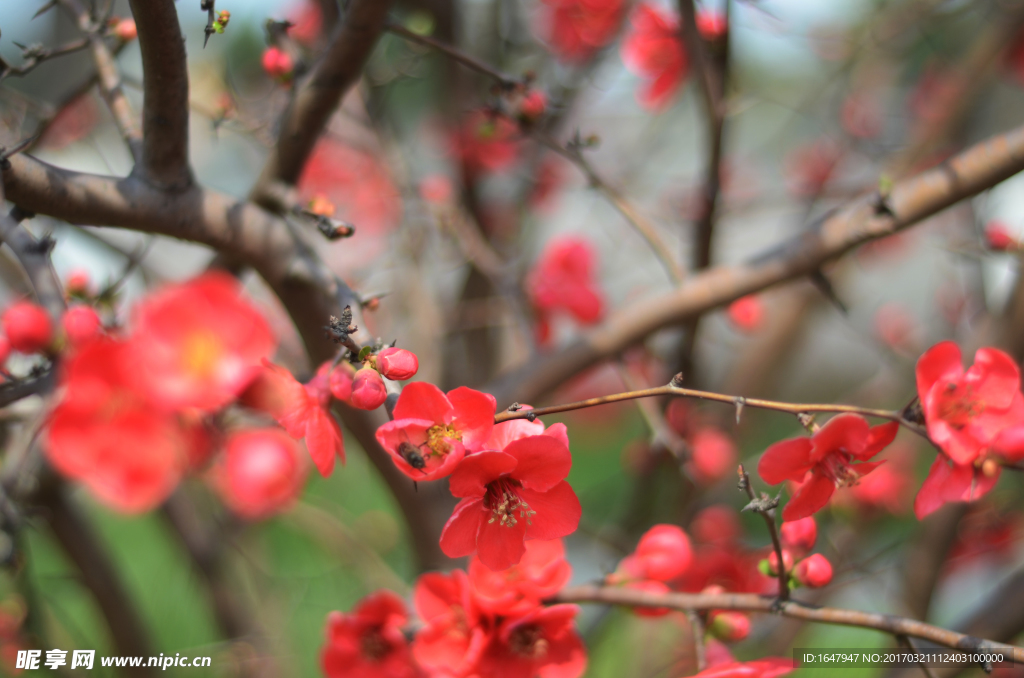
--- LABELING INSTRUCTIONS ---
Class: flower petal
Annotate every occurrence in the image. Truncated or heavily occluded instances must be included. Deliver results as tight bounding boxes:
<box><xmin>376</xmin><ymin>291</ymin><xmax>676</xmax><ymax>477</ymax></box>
<box><xmin>448</xmin><ymin>451</ymin><xmax>517</xmax><ymax>498</ymax></box>
<box><xmin>440</xmin><ymin>497</ymin><xmax>485</xmax><ymax>558</ymax></box>
<box><xmin>393</xmin><ymin>381</ymin><xmax>453</xmax><ymax>423</ymax></box>
<box><xmin>915</xmin><ymin>341</ymin><xmax>963</xmax><ymax>402</ymax></box>
<box><xmin>448</xmin><ymin>386</ymin><xmax>497</xmax><ymax>451</ymax></box>
<box><xmin>476</xmin><ymin>514</ymin><xmax>528</xmax><ymax>570</ymax></box>
<box><xmin>521</xmin><ymin>481</ymin><xmax>582</xmax><ymax>541</ymax></box>
<box><xmin>758</xmin><ymin>438</ymin><xmax>813</xmax><ymax>485</ymax></box>
<box><xmin>782</xmin><ymin>473</ymin><xmax>835</xmax><ymax>521</ymax></box>
<box><xmin>811</xmin><ymin>414</ymin><xmax>870</xmax><ymax>461</ymax></box>
<box><xmin>859</xmin><ymin>421</ymin><xmax>900</xmax><ymax>460</ymax></box>
<box><xmin>504</xmin><ymin>435</ymin><xmax>572</xmax><ymax>491</ymax></box>
<box><xmin>967</xmin><ymin>347</ymin><xmax>1021</xmax><ymax>410</ymax></box>
<box><xmin>305</xmin><ymin>407</ymin><xmax>344</xmax><ymax>475</ymax></box>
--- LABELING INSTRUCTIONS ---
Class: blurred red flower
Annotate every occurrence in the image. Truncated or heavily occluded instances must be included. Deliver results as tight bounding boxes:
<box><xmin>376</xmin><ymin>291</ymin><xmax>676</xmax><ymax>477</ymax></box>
<box><xmin>693</xmin><ymin>657</ymin><xmax>795</xmax><ymax>678</ymax></box>
<box><xmin>413</xmin><ymin>570</ymin><xmax>483</xmax><ymax>677</ymax></box>
<box><xmin>450</xmin><ymin>112</ymin><xmax>520</xmax><ymax>179</ymax></box>
<box><xmin>469</xmin><ymin>539</ymin><xmax>571</xmax><ymax>616</ymax></box>
<box><xmin>727</xmin><ymin>295</ymin><xmax>764</xmax><ymax>333</ymax></box>
<box><xmin>475</xmin><ymin>605</ymin><xmax>587</xmax><ymax>678</ymax></box>
<box><xmin>322</xmin><ymin>591</ymin><xmax>421</xmax><ymax>678</ymax></box>
<box><xmin>540</xmin><ymin>0</ymin><xmax>626</xmax><ymax>63</ymax></box>
<box><xmin>620</xmin><ymin>524</ymin><xmax>693</xmax><ymax>582</ymax></box>
<box><xmin>688</xmin><ymin>426</ymin><xmax>738</xmax><ymax>483</ymax></box>
<box><xmin>214</xmin><ymin>428</ymin><xmax>308</xmax><ymax>520</ymax></box>
<box><xmin>526</xmin><ymin>236</ymin><xmax>604</xmax><ymax>345</ymax></box>
<box><xmin>621</xmin><ymin>5</ymin><xmax>689</xmax><ymax>110</ymax></box>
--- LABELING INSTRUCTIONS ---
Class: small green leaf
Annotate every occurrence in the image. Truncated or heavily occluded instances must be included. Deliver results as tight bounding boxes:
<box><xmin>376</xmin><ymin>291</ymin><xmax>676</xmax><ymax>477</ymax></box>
<box><xmin>358</xmin><ymin>346</ymin><xmax>373</xmax><ymax>362</ymax></box>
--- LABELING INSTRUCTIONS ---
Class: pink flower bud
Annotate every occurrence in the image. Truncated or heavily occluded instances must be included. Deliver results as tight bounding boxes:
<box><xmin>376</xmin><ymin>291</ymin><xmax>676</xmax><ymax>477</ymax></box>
<box><xmin>62</xmin><ymin>305</ymin><xmax>102</xmax><ymax>347</ymax></box>
<box><xmin>115</xmin><ymin>18</ymin><xmax>137</xmax><ymax>41</ymax></box>
<box><xmin>329</xmin><ymin>363</ymin><xmax>354</xmax><ymax>402</ymax></box>
<box><xmin>262</xmin><ymin>47</ymin><xmax>294</xmax><ymax>80</ymax></box>
<box><xmin>727</xmin><ymin>295</ymin><xmax>764</xmax><ymax>332</ymax></box>
<box><xmin>622</xmin><ymin>524</ymin><xmax>693</xmax><ymax>582</ymax></box>
<box><xmin>688</xmin><ymin>427</ymin><xmax>737</xmax><ymax>483</ymax></box>
<box><xmin>376</xmin><ymin>347</ymin><xmax>418</xmax><ymax>381</ymax></box>
<box><xmin>519</xmin><ymin>90</ymin><xmax>547</xmax><ymax>122</ymax></box>
<box><xmin>779</xmin><ymin>517</ymin><xmax>817</xmax><ymax>555</ymax></box>
<box><xmin>794</xmin><ymin>553</ymin><xmax>833</xmax><ymax>588</ymax></box>
<box><xmin>215</xmin><ymin>428</ymin><xmax>308</xmax><ymax>520</ymax></box>
<box><xmin>709</xmin><ymin>611</ymin><xmax>750</xmax><ymax>642</ymax></box>
<box><xmin>3</xmin><ymin>301</ymin><xmax>53</xmax><ymax>354</ymax></box>
<box><xmin>985</xmin><ymin>222</ymin><xmax>1016</xmax><ymax>251</ymax></box>
<box><xmin>765</xmin><ymin>549</ymin><xmax>794</xmax><ymax>576</ymax></box>
<box><xmin>65</xmin><ymin>269</ymin><xmax>92</xmax><ymax>296</ymax></box>
<box><xmin>350</xmin><ymin>367</ymin><xmax>387</xmax><ymax>410</ymax></box>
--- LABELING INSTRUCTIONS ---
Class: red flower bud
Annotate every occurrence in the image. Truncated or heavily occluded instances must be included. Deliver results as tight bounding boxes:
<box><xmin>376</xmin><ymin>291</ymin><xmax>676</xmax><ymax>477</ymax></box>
<box><xmin>329</xmin><ymin>363</ymin><xmax>354</xmax><ymax>402</ymax></box>
<box><xmin>794</xmin><ymin>553</ymin><xmax>833</xmax><ymax>588</ymax></box>
<box><xmin>621</xmin><ymin>524</ymin><xmax>693</xmax><ymax>582</ymax></box>
<box><xmin>262</xmin><ymin>47</ymin><xmax>294</xmax><ymax>80</ymax></box>
<box><xmin>779</xmin><ymin>517</ymin><xmax>817</xmax><ymax>555</ymax></box>
<box><xmin>65</xmin><ymin>269</ymin><xmax>92</xmax><ymax>296</ymax></box>
<box><xmin>350</xmin><ymin>367</ymin><xmax>387</xmax><ymax>410</ymax></box>
<box><xmin>985</xmin><ymin>222</ymin><xmax>1016</xmax><ymax>251</ymax></box>
<box><xmin>3</xmin><ymin>301</ymin><xmax>53</xmax><ymax>354</ymax></box>
<box><xmin>62</xmin><ymin>305</ymin><xmax>102</xmax><ymax>347</ymax></box>
<box><xmin>114</xmin><ymin>18</ymin><xmax>137</xmax><ymax>41</ymax></box>
<box><xmin>709</xmin><ymin>611</ymin><xmax>750</xmax><ymax>642</ymax></box>
<box><xmin>519</xmin><ymin>90</ymin><xmax>547</xmax><ymax>122</ymax></box>
<box><xmin>727</xmin><ymin>295</ymin><xmax>764</xmax><ymax>332</ymax></box>
<box><xmin>376</xmin><ymin>347</ymin><xmax>418</xmax><ymax>381</ymax></box>
<box><xmin>765</xmin><ymin>549</ymin><xmax>794</xmax><ymax>576</ymax></box>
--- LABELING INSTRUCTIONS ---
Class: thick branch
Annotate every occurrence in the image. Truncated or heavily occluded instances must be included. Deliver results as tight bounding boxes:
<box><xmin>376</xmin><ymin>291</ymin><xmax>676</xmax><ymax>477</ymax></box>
<box><xmin>127</xmin><ymin>0</ymin><xmax>192</xmax><ymax>189</ymax></box>
<box><xmin>251</xmin><ymin>0</ymin><xmax>394</xmax><ymax>198</ymax></box>
<box><xmin>487</xmin><ymin>123</ymin><xmax>1024</xmax><ymax>406</ymax></box>
<box><xmin>554</xmin><ymin>585</ymin><xmax>1024</xmax><ymax>661</ymax></box>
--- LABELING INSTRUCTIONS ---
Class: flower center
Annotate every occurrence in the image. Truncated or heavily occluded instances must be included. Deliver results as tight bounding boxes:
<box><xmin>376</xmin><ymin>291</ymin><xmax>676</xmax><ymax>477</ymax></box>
<box><xmin>360</xmin><ymin>629</ymin><xmax>390</xmax><ymax>662</ymax></box>
<box><xmin>936</xmin><ymin>382</ymin><xmax>984</xmax><ymax>429</ymax></box>
<box><xmin>484</xmin><ymin>478</ymin><xmax>536</xmax><ymax>528</ymax></box>
<box><xmin>425</xmin><ymin>423</ymin><xmax>462</xmax><ymax>456</ymax></box>
<box><xmin>819</xmin><ymin>451</ymin><xmax>859</xmax><ymax>488</ymax></box>
<box><xmin>508</xmin><ymin>624</ymin><xmax>548</xmax><ymax>659</ymax></box>
<box><xmin>180</xmin><ymin>330</ymin><xmax>224</xmax><ymax>379</ymax></box>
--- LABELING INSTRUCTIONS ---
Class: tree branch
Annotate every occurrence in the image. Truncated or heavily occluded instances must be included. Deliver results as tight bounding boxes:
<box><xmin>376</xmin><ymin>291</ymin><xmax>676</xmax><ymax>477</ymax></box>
<box><xmin>486</xmin><ymin>122</ymin><xmax>1024</xmax><ymax>406</ymax></box>
<box><xmin>127</xmin><ymin>0</ymin><xmax>193</xmax><ymax>190</ymax></box>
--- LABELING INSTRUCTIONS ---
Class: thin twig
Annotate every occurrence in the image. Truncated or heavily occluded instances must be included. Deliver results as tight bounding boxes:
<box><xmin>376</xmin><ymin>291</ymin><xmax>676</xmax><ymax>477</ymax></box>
<box><xmin>386</xmin><ymin>23</ymin><xmax>520</xmax><ymax>89</ymax></box>
<box><xmin>0</xmin><ymin>38</ymin><xmax>90</xmax><ymax>81</ymax></box>
<box><xmin>686</xmin><ymin>610</ymin><xmax>707</xmax><ymax>672</ymax></box>
<box><xmin>738</xmin><ymin>464</ymin><xmax>789</xmax><ymax>602</ymax></box>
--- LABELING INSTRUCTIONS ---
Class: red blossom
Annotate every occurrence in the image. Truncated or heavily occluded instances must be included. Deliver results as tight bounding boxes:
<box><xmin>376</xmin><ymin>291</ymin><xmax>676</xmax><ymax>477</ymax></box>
<box><xmin>469</xmin><ymin>539</ymin><xmax>572</xmax><ymax>617</ymax></box>
<box><xmin>262</xmin><ymin>46</ymin><xmax>294</xmax><ymax>80</ymax></box>
<box><xmin>214</xmin><ymin>428</ymin><xmax>308</xmax><ymax>520</ymax></box>
<box><xmin>376</xmin><ymin>347</ymin><xmax>419</xmax><ymax>381</ymax></box>
<box><xmin>242</xmin><ymin>360</ymin><xmax>345</xmax><ymax>476</ymax></box>
<box><xmin>485</xmin><ymin>413</ymin><xmax>570</xmax><ymax>453</ymax></box>
<box><xmin>412</xmin><ymin>570</ymin><xmax>484</xmax><ymax>677</ymax></box>
<box><xmin>526</xmin><ymin>236</ymin><xmax>604</xmax><ymax>345</ymax></box>
<box><xmin>62</xmin><ymin>305</ymin><xmax>102</xmax><ymax>347</ymax></box>
<box><xmin>727</xmin><ymin>295</ymin><xmax>764</xmax><ymax>333</ymax></box>
<box><xmin>692</xmin><ymin>657</ymin><xmax>795</xmax><ymax>678</ymax></box>
<box><xmin>758</xmin><ymin>414</ymin><xmax>899</xmax><ymax>521</ymax></box>
<box><xmin>620</xmin><ymin>524</ymin><xmax>693</xmax><ymax>582</ymax></box>
<box><xmin>439</xmin><ymin>435</ymin><xmax>581</xmax><ymax>570</ymax></box>
<box><xmin>779</xmin><ymin>517</ymin><xmax>816</xmax><ymax>556</ymax></box>
<box><xmin>689</xmin><ymin>427</ymin><xmax>738</xmax><ymax>483</ymax></box>
<box><xmin>376</xmin><ymin>382</ymin><xmax>496</xmax><ymax>481</ymax></box>
<box><xmin>793</xmin><ymin>553</ymin><xmax>833</xmax><ymax>588</ymax></box>
<box><xmin>451</xmin><ymin>112</ymin><xmax>520</xmax><ymax>178</ymax></box>
<box><xmin>351</xmin><ymin>367</ymin><xmax>388</xmax><ymax>411</ymax></box>
<box><xmin>913</xmin><ymin>455</ymin><xmax>1000</xmax><ymax>519</ymax></box>
<box><xmin>329</xmin><ymin>362</ymin><xmax>355</xmax><ymax>402</ymax></box>
<box><xmin>696</xmin><ymin>10</ymin><xmax>727</xmax><ymax>40</ymax></box>
<box><xmin>288</xmin><ymin>0</ymin><xmax>323</xmax><ymax>45</ymax></box>
<box><xmin>39</xmin><ymin>95</ymin><xmax>98</xmax><ymax>150</ymax></box>
<box><xmin>322</xmin><ymin>591</ymin><xmax>421</xmax><ymax>678</ymax></box>
<box><xmin>621</xmin><ymin>5</ymin><xmax>689</xmax><ymax>110</ymax></box>
<box><xmin>765</xmin><ymin>550</ymin><xmax>793</xmax><ymax>577</ymax></box>
<box><xmin>915</xmin><ymin>341</ymin><xmax>1024</xmax><ymax>466</ymax></box>
<box><xmin>46</xmin><ymin>339</ymin><xmax>189</xmax><ymax>512</ymax></box>
<box><xmin>475</xmin><ymin>604</ymin><xmax>587</xmax><ymax>678</ymax></box>
<box><xmin>3</xmin><ymin>301</ymin><xmax>53</xmax><ymax>354</ymax></box>
<box><xmin>834</xmin><ymin>442</ymin><xmax>916</xmax><ymax>516</ymax></box>
<box><xmin>540</xmin><ymin>0</ymin><xmax>626</xmax><ymax>63</ymax></box>
<box><xmin>128</xmin><ymin>273</ymin><xmax>276</xmax><ymax>413</ymax></box>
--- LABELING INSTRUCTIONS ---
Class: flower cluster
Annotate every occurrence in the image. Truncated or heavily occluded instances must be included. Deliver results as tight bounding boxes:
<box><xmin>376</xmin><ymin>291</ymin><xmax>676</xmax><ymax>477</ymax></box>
<box><xmin>378</xmin><ymin>392</ymin><xmax>581</xmax><ymax>569</ymax></box>
<box><xmin>539</xmin><ymin>0</ymin><xmax>626</xmax><ymax>64</ymax></box>
<box><xmin>525</xmin><ymin>236</ymin><xmax>605</xmax><ymax>346</ymax></box>
<box><xmin>322</xmin><ymin>539</ymin><xmax>586</xmax><ymax>678</ymax></box>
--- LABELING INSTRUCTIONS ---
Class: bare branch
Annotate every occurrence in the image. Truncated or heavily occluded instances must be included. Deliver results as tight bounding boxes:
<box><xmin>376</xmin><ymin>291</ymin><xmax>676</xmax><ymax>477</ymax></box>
<box><xmin>486</xmin><ymin>123</ymin><xmax>1024</xmax><ymax>406</ymax></box>
<box><xmin>0</xmin><ymin>38</ymin><xmax>89</xmax><ymax>82</ymax></box>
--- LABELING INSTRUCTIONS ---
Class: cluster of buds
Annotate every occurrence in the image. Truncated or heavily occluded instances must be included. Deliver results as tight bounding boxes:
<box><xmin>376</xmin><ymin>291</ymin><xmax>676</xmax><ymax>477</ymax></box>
<box><xmin>759</xmin><ymin>517</ymin><xmax>834</xmax><ymax>589</ymax></box>
<box><xmin>328</xmin><ymin>345</ymin><xmax>419</xmax><ymax>412</ymax></box>
<box><xmin>0</xmin><ymin>294</ymin><xmax>103</xmax><ymax>365</ymax></box>
<box><xmin>211</xmin><ymin>9</ymin><xmax>230</xmax><ymax>34</ymax></box>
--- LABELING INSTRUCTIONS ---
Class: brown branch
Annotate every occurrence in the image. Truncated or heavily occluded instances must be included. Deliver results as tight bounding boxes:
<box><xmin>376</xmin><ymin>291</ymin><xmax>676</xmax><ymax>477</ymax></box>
<box><xmin>0</xmin><ymin>38</ymin><xmax>90</xmax><ymax>81</ymax></box>
<box><xmin>0</xmin><ymin>197</ymin><xmax>65</xmax><ymax>320</ymax></box>
<box><xmin>486</xmin><ymin>122</ymin><xmax>1024</xmax><ymax>407</ymax></box>
<box><xmin>126</xmin><ymin>0</ymin><xmax>193</xmax><ymax>190</ymax></box>
<box><xmin>738</xmin><ymin>464</ymin><xmax>789</xmax><ymax>602</ymax></box>
<box><xmin>251</xmin><ymin>0</ymin><xmax>394</xmax><ymax>199</ymax></box>
<box><xmin>553</xmin><ymin>585</ymin><xmax>1024</xmax><ymax>661</ymax></box>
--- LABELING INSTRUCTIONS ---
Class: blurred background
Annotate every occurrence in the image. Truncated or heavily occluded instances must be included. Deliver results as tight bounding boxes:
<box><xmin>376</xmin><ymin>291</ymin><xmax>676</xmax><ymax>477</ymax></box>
<box><xmin>4</xmin><ymin>0</ymin><xmax>1024</xmax><ymax>675</ymax></box>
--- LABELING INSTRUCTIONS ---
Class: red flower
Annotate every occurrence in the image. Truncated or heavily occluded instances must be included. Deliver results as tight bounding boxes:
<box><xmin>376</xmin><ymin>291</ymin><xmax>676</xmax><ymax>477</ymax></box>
<box><xmin>874</xmin><ymin>303</ymin><xmax>917</xmax><ymax>353</ymax></box>
<box><xmin>242</xmin><ymin>360</ymin><xmax>345</xmax><ymax>476</ymax></box>
<box><xmin>696</xmin><ymin>10</ymin><xmax>727</xmax><ymax>40</ymax></box>
<box><xmin>727</xmin><ymin>296</ymin><xmax>764</xmax><ymax>333</ymax></box>
<box><xmin>439</xmin><ymin>435</ymin><xmax>581</xmax><ymax>570</ymax></box>
<box><xmin>3</xmin><ymin>301</ymin><xmax>53</xmax><ymax>354</ymax></box>
<box><xmin>214</xmin><ymin>428</ymin><xmax>308</xmax><ymax>520</ymax></box>
<box><xmin>413</xmin><ymin>571</ymin><xmax>485</xmax><ymax>677</ymax></box>
<box><xmin>451</xmin><ymin>112</ymin><xmax>520</xmax><ymax>178</ymax></box>
<box><xmin>485</xmin><ymin>413</ymin><xmax>570</xmax><ymax>452</ymax></box>
<box><xmin>689</xmin><ymin>427</ymin><xmax>737</xmax><ymax>483</ymax></box>
<box><xmin>620</xmin><ymin>524</ymin><xmax>693</xmax><ymax>582</ymax></box>
<box><xmin>351</xmin><ymin>367</ymin><xmax>388</xmax><ymax>411</ymax></box>
<box><xmin>288</xmin><ymin>0</ymin><xmax>323</xmax><ymax>45</ymax></box>
<box><xmin>693</xmin><ymin>658</ymin><xmax>795</xmax><ymax>678</ymax></box>
<box><xmin>915</xmin><ymin>341</ymin><xmax>1024</xmax><ymax>465</ymax></box>
<box><xmin>375</xmin><ymin>382</ymin><xmax>496</xmax><ymax>481</ymax></box>
<box><xmin>469</xmin><ymin>539</ymin><xmax>572</xmax><ymax>616</ymax></box>
<box><xmin>793</xmin><ymin>553</ymin><xmax>832</xmax><ymax>588</ymax></box>
<box><xmin>835</xmin><ymin>442</ymin><xmax>915</xmax><ymax>515</ymax></box>
<box><xmin>540</xmin><ymin>0</ymin><xmax>626</xmax><ymax>63</ymax></box>
<box><xmin>621</xmin><ymin>5</ymin><xmax>688</xmax><ymax>110</ymax></box>
<box><xmin>46</xmin><ymin>339</ymin><xmax>189</xmax><ymax>512</ymax></box>
<box><xmin>128</xmin><ymin>273</ymin><xmax>275</xmax><ymax>412</ymax></box>
<box><xmin>475</xmin><ymin>605</ymin><xmax>587</xmax><ymax>678</ymax></box>
<box><xmin>322</xmin><ymin>591</ymin><xmax>421</xmax><ymax>678</ymax></box>
<box><xmin>758</xmin><ymin>414</ymin><xmax>899</xmax><ymax>521</ymax></box>
<box><xmin>526</xmin><ymin>237</ymin><xmax>604</xmax><ymax>345</ymax></box>
<box><xmin>262</xmin><ymin>46</ymin><xmax>294</xmax><ymax>80</ymax></box>
<box><xmin>779</xmin><ymin>517</ymin><xmax>816</xmax><ymax>556</ymax></box>
<box><xmin>913</xmin><ymin>455</ymin><xmax>1000</xmax><ymax>519</ymax></box>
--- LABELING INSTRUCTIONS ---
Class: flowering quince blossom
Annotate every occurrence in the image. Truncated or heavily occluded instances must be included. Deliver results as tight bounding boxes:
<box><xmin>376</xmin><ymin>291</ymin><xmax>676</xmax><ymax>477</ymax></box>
<box><xmin>46</xmin><ymin>339</ymin><xmax>190</xmax><ymax>512</ymax></box>
<box><xmin>621</xmin><ymin>5</ymin><xmax>689</xmax><ymax>110</ymax></box>
<box><xmin>242</xmin><ymin>360</ymin><xmax>345</xmax><ymax>476</ymax></box>
<box><xmin>779</xmin><ymin>517</ymin><xmax>816</xmax><ymax>556</ymax></box>
<box><xmin>475</xmin><ymin>604</ymin><xmax>587</xmax><ymax>678</ymax></box>
<box><xmin>376</xmin><ymin>382</ymin><xmax>496</xmax><ymax>481</ymax></box>
<box><xmin>129</xmin><ymin>272</ymin><xmax>276</xmax><ymax>412</ymax></box>
<box><xmin>793</xmin><ymin>553</ymin><xmax>833</xmax><ymax>588</ymax></box>
<box><xmin>322</xmin><ymin>590</ymin><xmax>421</xmax><ymax>678</ymax></box>
<box><xmin>412</xmin><ymin>570</ymin><xmax>483</xmax><ymax>676</ymax></box>
<box><xmin>617</xmin><ymin>524</ymin><xmax>693</xmax><ymax>582</ymax></box>
<box><xmin>468</xmin><ymin>539</ymin><xmax>572</xmax><ymax>616</ymax></box>
<box><xmin>262</xmin><ymin>46</ymin><xmax>294</xmax><ymax>81</ymax></box>
<box><xmin>213</xmin><ymin>428</ymin><xmax>309</xmax><ymax>520</ymax></box>
<box><xmin>758</xmin><ymin>414</ymin><xmax>899</xmax><ymax>521</ymax></box>
<box><xmin>62</xmin><ymin>305</ymin><xmax>102</xmax><ymax>347</ymax></box>
<box><xmin>525</xmin><ymin>236</ymin><xmax>604</xmax><ymax>345</ymax></box>
<box><xmin>915</xmin><ymin>341</ymin><xmax>1024</xmax><ymax>465</ymax></box>
<box><xmin>539</xmin><ymin>0</ymin><xmax>626</xmax><ymax>63</ymax></box>
<box><xmin>440</xmin><ymin>435</ymin><xmax>582</xmax><ymax>570</ymax></box>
